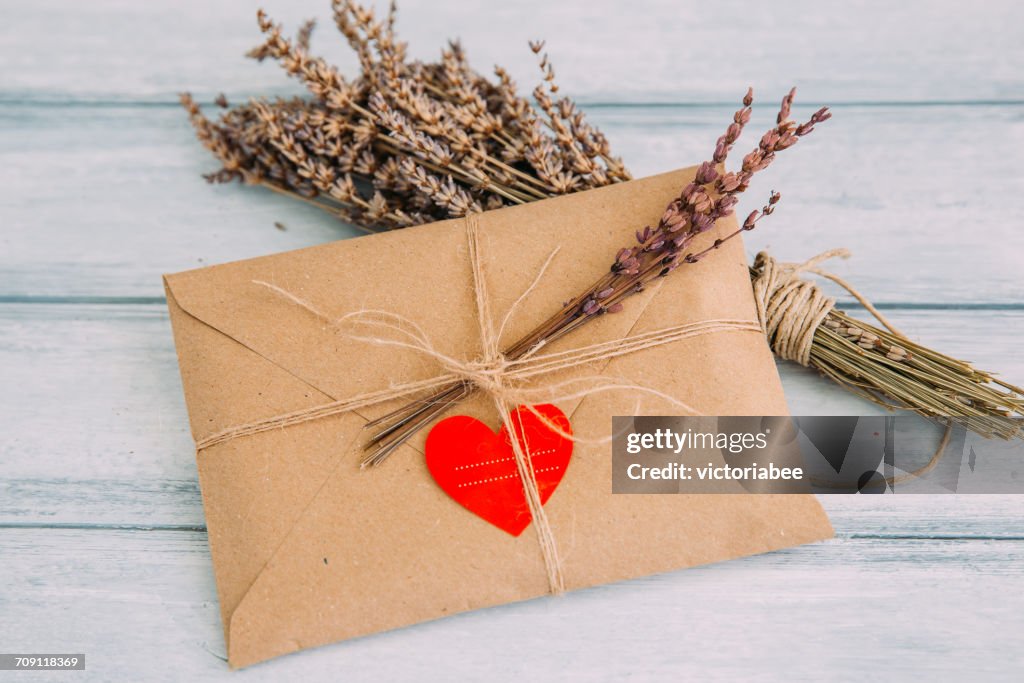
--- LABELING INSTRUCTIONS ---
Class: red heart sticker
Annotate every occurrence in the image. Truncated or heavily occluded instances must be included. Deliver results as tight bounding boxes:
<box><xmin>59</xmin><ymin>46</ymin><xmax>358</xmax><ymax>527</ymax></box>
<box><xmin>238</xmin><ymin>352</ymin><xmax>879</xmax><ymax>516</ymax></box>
<box><xmin>425</xmin><ymin>404</ymin><xmax>573</xmax><ymax>536</ymax></box>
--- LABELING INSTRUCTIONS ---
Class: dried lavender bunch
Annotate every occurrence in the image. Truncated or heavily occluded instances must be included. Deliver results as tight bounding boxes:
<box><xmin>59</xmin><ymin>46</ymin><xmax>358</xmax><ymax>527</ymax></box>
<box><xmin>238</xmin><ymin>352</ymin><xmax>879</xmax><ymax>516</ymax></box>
<box><xmin>760</xmin><ymin>276</ymin><xmax>1024</xmax><ymax>441</ymax></box>
<box><xmin>817</xmin><ymin>310</ymin><xmax>1024</xmax><ymax>439</ymax></box>
<box><xmin>361</xmin><ymin>88</ymin><xmax>830</xmax><ymax>465</ymax></box>
<box><xmin>182</xmin><ymin>0</ymin><xmax>630</xmax><ymax>232</ymax></box>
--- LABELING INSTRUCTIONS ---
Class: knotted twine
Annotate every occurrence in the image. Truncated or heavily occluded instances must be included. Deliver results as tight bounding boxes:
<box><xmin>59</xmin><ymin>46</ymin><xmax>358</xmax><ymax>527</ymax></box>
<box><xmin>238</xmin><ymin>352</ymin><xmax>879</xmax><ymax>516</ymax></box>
<box><xmin>750</xmin><ymin>247</ymin><xmax>907</xmax><ymax>365</ymax></box>
<box><xmin>195</xmin><ymin>222</ymin><xmax>867</xmax><ymax>594</ymax></box>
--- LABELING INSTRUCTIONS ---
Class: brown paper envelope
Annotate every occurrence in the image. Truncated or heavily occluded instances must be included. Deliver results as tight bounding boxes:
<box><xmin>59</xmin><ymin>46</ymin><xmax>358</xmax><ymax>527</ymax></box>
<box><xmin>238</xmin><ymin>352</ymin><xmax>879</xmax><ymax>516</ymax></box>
<box><xmin>164</xmin><ymin>167</ymin><xmax>833</xmax><ymax>669</ymax></box>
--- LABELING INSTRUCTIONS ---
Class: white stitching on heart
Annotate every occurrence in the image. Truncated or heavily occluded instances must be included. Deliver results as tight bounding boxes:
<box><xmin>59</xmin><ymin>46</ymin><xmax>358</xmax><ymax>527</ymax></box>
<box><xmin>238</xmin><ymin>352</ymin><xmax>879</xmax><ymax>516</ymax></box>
<box><xmin>452</xmin><ymin>448</ymin><xmax>557</xmax><ymax>471</ymax></box>
<box><xmin>456</xmin><ymin>465</ymin><xmax>562</xmax><ymax>488</ymax></box>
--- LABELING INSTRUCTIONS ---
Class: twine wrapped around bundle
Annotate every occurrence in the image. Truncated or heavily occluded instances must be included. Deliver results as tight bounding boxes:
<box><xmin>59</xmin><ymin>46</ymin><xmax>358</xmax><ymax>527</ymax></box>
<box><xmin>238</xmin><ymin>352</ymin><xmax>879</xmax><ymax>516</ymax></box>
<box><xmin>750</xmin><ymin>249</ymin><xmax>1024</xmax><ymax>440</ymax></box>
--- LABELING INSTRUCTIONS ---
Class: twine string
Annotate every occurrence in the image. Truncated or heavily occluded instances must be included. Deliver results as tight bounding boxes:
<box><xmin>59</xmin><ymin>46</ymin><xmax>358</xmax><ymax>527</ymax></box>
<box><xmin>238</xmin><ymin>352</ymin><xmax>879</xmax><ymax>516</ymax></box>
<box><xmin>466</xmin><ymin>215</ymin><xmax>564</xmax><ymax>592</ymax></box>
<box><xmin>750</xmin><ymin>248</ymin><xmax>908</xmax><ymax>366</ymax></box>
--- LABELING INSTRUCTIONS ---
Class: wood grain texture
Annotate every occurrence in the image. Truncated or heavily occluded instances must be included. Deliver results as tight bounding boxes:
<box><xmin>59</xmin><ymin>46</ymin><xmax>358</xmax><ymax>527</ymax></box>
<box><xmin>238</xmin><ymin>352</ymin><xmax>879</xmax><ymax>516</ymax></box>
<box><xmin>2</xmin><ymin>0</ymin><xmax>1023</xmax><ymax>680</ymax></box>
<box><xmin>3</xmin><ymin>0</ymin><xmax>1022</xmax><ymax>103</ymax></box>
<box><xmin>1</xmin><ymin>529</ymin><xmax>1021</xmax><ymax>681</ymax></box>
<box><xmin>2</xmin><ymin>103</ymin><xmax>1023</xmax><ymax>301</ymax></box>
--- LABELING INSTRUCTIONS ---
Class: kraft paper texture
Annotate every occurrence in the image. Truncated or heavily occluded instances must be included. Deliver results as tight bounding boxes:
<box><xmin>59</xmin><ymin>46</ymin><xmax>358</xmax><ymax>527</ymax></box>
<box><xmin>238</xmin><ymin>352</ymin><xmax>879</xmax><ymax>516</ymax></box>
<box><xmin>164</xmin><ymin>166</ymin><xmax>833</xmax><ymax>669</ymax></box>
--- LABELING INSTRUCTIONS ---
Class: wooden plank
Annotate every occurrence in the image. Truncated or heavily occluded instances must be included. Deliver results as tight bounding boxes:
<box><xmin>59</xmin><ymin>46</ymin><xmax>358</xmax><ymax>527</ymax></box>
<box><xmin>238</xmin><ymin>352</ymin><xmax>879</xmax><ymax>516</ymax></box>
<box><xmin>2</xmin><ymin>103</ymin><xmax>1023</xmax><ymax>301</ymax></box>
<box><xmin>2</xmin><ymin>302</ymin><xmax>1022</xmax><ymax>531</ymax></box>
<box><xmin>3</xmin><ymin>479</ymin><xmax>1021</xmax><ymax>539</ymax></box>
<box><xmin>1</xmin><ymin>528</ymin><xmax>1021</xmax><ymax>679</ymax></box>
<box><xmin>3</xmin><ymin>0</ymin><xmax>1023</xmax><ymax>103</ymax></box>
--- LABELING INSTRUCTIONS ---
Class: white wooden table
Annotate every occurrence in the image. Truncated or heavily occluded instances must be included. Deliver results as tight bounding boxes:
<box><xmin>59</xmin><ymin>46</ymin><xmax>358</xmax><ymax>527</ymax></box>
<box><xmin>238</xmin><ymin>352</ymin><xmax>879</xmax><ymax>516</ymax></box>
<box><xmin>2</xmin><ymin>1</ymin><xmax>1022</xmax><ymax>680</ymax></box>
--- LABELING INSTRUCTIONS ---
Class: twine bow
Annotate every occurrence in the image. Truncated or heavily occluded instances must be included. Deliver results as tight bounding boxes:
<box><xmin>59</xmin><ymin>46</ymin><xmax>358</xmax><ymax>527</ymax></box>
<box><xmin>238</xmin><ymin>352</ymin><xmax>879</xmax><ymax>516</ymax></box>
<box><xmin>195</xmin><ymin>218</ymin><xmax>766</xmax><ymax>593</ymax></box>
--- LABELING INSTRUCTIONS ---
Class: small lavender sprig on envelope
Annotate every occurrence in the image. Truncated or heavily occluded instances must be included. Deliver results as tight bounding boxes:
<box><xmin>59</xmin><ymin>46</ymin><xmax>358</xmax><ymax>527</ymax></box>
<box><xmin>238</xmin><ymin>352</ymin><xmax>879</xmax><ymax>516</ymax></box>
<box><xmin>362</xmin><ymin>89</ymin><xmax>830</xmax><ymax>465</ymax></box>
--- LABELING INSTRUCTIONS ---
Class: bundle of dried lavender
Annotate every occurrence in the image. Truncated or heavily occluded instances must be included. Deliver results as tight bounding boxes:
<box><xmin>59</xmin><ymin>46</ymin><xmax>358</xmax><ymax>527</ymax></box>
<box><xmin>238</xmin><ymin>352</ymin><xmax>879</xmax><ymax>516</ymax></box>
<box><xmin>817</xmin><ymin>310</ymin><xmax>1023</xmax><ymax>439</ymax></box>
<box><xmin>182</xmin><ymin>0</ymin><xmax>629</xmax><ymax>232</ymax></box>
<box><xmin>361</xmin><ymin>89</ymin><xmax>831</xmax><ymax>465</ymax></box>
<box><xmin>747</xmin><ymin>241</ymin><xmax>1024</xmax><ymax>441</ymax></box>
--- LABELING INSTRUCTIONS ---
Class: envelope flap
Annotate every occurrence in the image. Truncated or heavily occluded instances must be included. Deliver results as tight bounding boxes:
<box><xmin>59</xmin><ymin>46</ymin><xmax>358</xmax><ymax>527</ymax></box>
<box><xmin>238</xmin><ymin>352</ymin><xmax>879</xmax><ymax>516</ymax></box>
<box><xmin>163</xmin><ymin>168</ymin><xmax>706</xmax><ymax>448</ymax></box>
